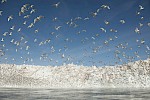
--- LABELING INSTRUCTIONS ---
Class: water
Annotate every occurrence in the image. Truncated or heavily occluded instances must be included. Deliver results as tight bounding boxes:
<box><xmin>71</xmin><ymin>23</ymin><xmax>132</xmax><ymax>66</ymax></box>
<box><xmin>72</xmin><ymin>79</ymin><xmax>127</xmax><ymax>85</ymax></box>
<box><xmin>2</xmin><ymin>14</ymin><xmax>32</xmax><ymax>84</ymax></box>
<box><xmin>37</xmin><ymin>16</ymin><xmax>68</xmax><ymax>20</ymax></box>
<box><xmin>0</xmin><ymin>88</ymin><xmax>150</xmax><ymax>100</ymax></box>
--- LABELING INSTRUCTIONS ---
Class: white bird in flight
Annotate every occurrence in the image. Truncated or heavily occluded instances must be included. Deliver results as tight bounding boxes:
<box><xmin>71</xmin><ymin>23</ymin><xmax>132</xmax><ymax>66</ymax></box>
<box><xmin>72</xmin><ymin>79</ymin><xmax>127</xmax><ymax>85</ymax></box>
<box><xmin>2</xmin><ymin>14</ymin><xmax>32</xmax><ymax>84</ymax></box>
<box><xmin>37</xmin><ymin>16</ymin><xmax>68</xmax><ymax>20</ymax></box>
<box><xmin>91</xmin><ymin>12</ymin><xmax>97</xmax><ymax>17</ymax></box>
<box><xmin>146</xmin><ymin>45</ymin><xmax>150</xmax><ymax>50</ymax></box>
<box><xmin>120</xmin><ymin>20</ymin><xmax>125</xmax><ymax>24</ymax></box>
<box><xmin>52</xmin><ymin>2</ymin><xmax>60</xmax><ymax>8</ymax></box>
<box><xmin>30</xmin><ymin>9</ymin><xmax>36</xmax><ymax>14</ymax></box>
<box><xmin>0</xmin><ymin>10</ymin><xmax>3</xmax><ymax>16</ymax></box>
<box><xmin>148</xmin><ymin>23</ymin><xmax>150</xmax><ymax>27</ymax></box>
<box><xmin>104</xmin><ymin>20</ymin><xmax>109</xmax><ymax>25</ymax></box>
<box><xmin>3</xmin><ymin>32</ymin><xmax>8</xmax><ymax>36</ymax></box>
<box><xmin>8</xmin><ymin>15</ymin><xmax>13</xmax><ymax>21</ymax></box>
<box><xmin>139</xmin><ymin>5</ymin><xmax>144</xmax><ymax>10</ymax></box>
<box><xmin>1</xmin><ymin>0</ymin><xmax>7</xmax><ymax>3</ymax></box>
<box><xmin>28</xmin><ymin>23</ymin><xmax>34</xmax><ymax>28</ymax></box>
<box><xmin>100</xmin><ymin>28</ymin><xmax>106</xmax><ymax>33</ymax></box>
<box><xmin>62</xmin><ymin>54</ymin><xmax>65</xmax><ymax>58</ymax></box>
<box><xmin>10</xmin><ymin>25</ymin><xmax>15</xmax><ymax>30</ymax></box>
<box><xmin>135</xmin><ymin>27</ymin><xmax>140</xmax><ymax>34</ymax></box>
<box><xmin>101</xmin><ymin>5</ymin><xmax>110</xmax><ymax>10</ymax></box>
<box><xmin>84</xmin><ymin>17</ymin><xmax>89</xmax><ymax>20</ymax></box>
<box><xmin>1</xmin><ymin>38</ymin><xmax>4</xmax><ymax>42</ymax></box>
<box><xmin>55</xmin><ymin>26</ymin><xmax>62</xmax><ymax>30</ymax></box>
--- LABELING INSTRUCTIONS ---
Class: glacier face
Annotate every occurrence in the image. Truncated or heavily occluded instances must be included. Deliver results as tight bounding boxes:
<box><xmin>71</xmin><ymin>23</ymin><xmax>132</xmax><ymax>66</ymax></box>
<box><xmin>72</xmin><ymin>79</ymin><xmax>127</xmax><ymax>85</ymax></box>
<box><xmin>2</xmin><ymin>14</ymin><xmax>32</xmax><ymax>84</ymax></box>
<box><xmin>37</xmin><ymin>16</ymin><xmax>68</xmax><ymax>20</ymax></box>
<box><xmin>0</xmin><ymin>59</ymin><xmax>150</xmax><ymax>88</ymax></box>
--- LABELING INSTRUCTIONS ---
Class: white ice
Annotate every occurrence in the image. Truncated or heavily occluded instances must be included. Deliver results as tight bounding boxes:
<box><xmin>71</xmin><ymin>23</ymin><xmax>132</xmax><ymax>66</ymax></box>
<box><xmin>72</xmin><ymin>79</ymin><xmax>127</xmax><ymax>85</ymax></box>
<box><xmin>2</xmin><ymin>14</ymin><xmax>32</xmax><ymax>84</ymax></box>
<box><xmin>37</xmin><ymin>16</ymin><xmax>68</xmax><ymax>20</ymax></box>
<box><xmin>0</xmin><ymin>59</ymin><xmax>150</xmax><ymax>88</ymax></box>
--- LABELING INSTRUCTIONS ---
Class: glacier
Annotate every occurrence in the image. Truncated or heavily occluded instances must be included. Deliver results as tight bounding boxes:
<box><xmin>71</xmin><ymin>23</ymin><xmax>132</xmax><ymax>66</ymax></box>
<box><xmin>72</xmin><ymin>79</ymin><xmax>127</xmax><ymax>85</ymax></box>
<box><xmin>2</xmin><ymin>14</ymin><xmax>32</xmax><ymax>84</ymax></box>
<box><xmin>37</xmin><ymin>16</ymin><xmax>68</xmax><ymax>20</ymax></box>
<box><xmin>0</xmin><ymin>59</ymin><xmax>150</xmax><ymax>88</ymax></box>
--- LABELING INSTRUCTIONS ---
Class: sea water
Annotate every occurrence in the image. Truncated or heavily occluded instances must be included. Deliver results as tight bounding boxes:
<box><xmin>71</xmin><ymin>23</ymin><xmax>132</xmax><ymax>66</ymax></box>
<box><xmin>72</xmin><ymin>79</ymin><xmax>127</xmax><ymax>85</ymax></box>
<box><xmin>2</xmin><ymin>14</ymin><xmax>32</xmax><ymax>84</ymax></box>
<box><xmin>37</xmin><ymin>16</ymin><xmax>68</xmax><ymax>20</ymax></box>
<box><xmin>0</xmin><ymin>88</ymin><xmax>150</xmax><ymax>100</ymax></box>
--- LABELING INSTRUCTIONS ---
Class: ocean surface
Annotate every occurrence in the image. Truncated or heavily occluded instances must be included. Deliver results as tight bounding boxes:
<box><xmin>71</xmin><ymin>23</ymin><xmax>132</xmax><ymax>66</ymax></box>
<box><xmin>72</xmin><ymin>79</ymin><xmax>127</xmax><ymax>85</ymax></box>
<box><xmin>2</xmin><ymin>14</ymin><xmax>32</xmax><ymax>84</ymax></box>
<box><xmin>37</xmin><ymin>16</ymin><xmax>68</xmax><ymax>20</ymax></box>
<box><xmin>0</xmin><ymin>88</ymin><xmax>150</xmax><ymax>100</ymax></box>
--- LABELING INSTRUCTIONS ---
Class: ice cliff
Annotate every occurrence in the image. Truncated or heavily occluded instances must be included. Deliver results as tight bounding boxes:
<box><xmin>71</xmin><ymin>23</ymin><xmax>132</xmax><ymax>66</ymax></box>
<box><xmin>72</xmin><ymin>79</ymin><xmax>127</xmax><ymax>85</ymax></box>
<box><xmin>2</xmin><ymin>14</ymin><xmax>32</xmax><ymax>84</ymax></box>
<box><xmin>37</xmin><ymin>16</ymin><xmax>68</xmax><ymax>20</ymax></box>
<box><xmin>0</xmin><ymin>59</ymin><xmax>150</xmax><ymax>88</ymax></box>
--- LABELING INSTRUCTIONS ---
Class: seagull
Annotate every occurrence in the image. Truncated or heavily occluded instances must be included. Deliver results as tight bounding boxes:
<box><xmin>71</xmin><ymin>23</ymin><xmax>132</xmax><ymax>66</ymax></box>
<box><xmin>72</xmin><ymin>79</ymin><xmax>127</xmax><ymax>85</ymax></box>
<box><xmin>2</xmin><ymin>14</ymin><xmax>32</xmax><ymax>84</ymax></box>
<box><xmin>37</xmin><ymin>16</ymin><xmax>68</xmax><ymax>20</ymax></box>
<box><xmin>84</xmin><ymin>17</ymin><xmax>89</xmax><ymax>20</ymax></box>
<box><xmin>95</xmin><ymin>34</ymin><xmax>99</xmax><ymax>37</ymax></box>
<box><xmin>100</xmin><ymin>28</ymin><xmax>106</xmax><ymax>32</ymax></box>
<box><xmin>135</xmin><ymin>27</ymin><xmax>140</xmax><ymax>34</ymax></box>
<box><xmin>74</xmin><ymin>24</ymin><xmax>78</xmax><ymax>28</ymax></box>
<box><xmin>23</xmin><ymin>4</ymin><xmax>30</xmax><ymax>8</ymax></box>
<box><xmin>24</xmin><ymin>15</ymin><xmax>30</xmax><ymax>18</ymax></box>
<box><xmin>16</xmin><ymin>49</ymin><xmax>18</xmax><ymax>52</ymax></box>
<box><xmin>26</xmin><ymin>46</ymin><xmax>30</xmax><ymax>50</ymax></box>
<box><xmin>61</xmin><ymin>54</ymin><xmax>65</xmax><ymax>58</ymax></box>
<box><xmin>101</xmin><ymin>5</ymin><xmax>110</xmax><ymax>10</ymax></box>
<box><xmin>74</xmin><ymin>16</ymin><xmax>82</xmax><ymax>20</ymax></box>
<box><xmin>35</xmin><ymin>29</ymin><xmax>39</xmax><ymax>33</ymax></box>
<box><xmin>136</xmin><ymin>11</ymin><xmax>140</xmax><ymax>15</ymax></box>
<box><xmin>140</xmin><ymin>39</ymin><xmax>145</xmax><ymax>44</ymax></box>
<box><xmin>141</xmin><ymin>16</ymin><xmax>144</xmax><ymax>20</ymax></box>
<box><xmin>23</xmin><ymin>21</ymin><xmax>27</xmax><ymax>25</ymax></box>
<box><xmin>120</xmin><ymin>20</ymin><xmax>125</xmax><ymax>24</ymax></box>
<box><xmin>1</xmin><ymin>0</ymin><xmax>7</xmax><ymax>3</ymax></box>
<box><xmin>1</xmin><ymin>38</ymin><xmax>4</xmax><ymax>42</ymax></box>
<box><xmin>28</xmin><ymin>5</ymin><xmax>34</xmax><ymax>9</ymax></box>
<box><xmin>139</xmin><ymin>5</ymin><xmax>144</xmax><ymax>10</ymax></box>
<box><xmin>24</xmin><ymin>41</ymin><xmax>28</xmax><ymax>44</ymax></box>
<box><xmin>110</xmin><ymin>29</ymin><xmax>117</xmax><ymax>32</ymax></box>
<box><xmin>3</xmin><ymin>32</ymin><xmax>8</xmax><ymax>36</ymax></box>
<box><xmin>82</xmin><ymin>30</ymin><xmax>86</xmax><ymax>32</ymax></box>
<box><xmin>104</xmin><ymin>40</ymin><xmax>108</xmax><ymax>45</ymax></box>
<box><xmin>16</xmin><ymin>41</ymin><xmax>20</xmax><ymax>46</ymax></box>
<box><xmin>34</xmin><ymin>39</ymin><xmax>37</xmax><ymax>42</ymax></box>
<box><xmin>109</xmin><ymin>37</ymin><xmax>113</xmax><ymax>41</ymax></box>
<box><xmin>139</xmin><ymin>23</ymin><xmax>143</xmax><ymax>27</ymax></box>
<box><xmin>30</xmin><ymin>9</ymin><xmax>36</xmax><ymax>14</ymax></box>
<box><xmin>9</xmin><ymin>32</ymin><xmax>12</xmax><ymax>36</ymax></box>
<box><xmin>10</xmin><ymin>39</ymin><xmax>14</xmax><ymax>43</ymax></box>
<box><xmin>91</xmin><ymin>37</ymin><xmax>95</xmax><ymax>40</ymax></box>
<box><xmin>28</xmin><ymin>23</ymin><xmax>34</xmax><ymax>28</ymax></box>
<box><xmin>10</xmin><ymin>25</ymin><xmax>15</xmax><ymax>30</ymax></box>
<box><xmin>20</xmin><ymin>36</ymin><xmax>24</xmax><ymax>41</ymax></box>
<box><xmin>52</xmin><ymin>17</ymin><xmax>58</xmax><ymax>21</ymax></box>
<box><xmin>146</xmin><ymin>45</ymin><xmax>150</xmax><ymax>50</ymax></box>
<box><xmin>17</xmin><ymin>28</ymin><xmax>21</xmax><ymax>32</ymax></box>
<box><xmin>55</xmin><ymin>26</ymin><xmax>61</xmax><ymax>30</ymax></box>
<box><xmin>8</xmin><ymin>15</ymin><xmax>13</xmax><ymax>21</ymax></box>
<box><xmin>114</xmin><ymin>36</ymin><xmax>118</xmax><ymax>39</ymax></box>
<box><xmin>91</xmin><ymin>12</ymin><xmax>97</xmax><ymax>17</ymax></box>
<box><xmin>136</xmin><ymin>39</ymin><xmax>139</xmax><ymax>42</ymax></box>
<box><xmin>34</xmin><ymin>16</ymin><xmax>44</xmax><ymax>23</ymax></box>
<box><xmin>104</xmin><ymin>20</ymin><xmax>109</xmax><ymax>25</ymax></box>
<box><xmin>0</xmin><ymin>10</ymin><xmax>3</xmax><ymax>16</ymax></box>
<box><xmin>148</xmin><ymin>23</ymin><xmax>150</xmax><ymax>27</ymax></box>
<box><xmin>97</xmin><ymin>8</ymin><xmax>100</xmax><ymax>13</ymax></box>
<box><xmin>51</xmin><ymin>32</ymin><xmax>55</xmax><ymax>35</ymax></box>
<box><xmin>39</xmin><ymin>41</ymin><xmax>43</xmax><ymax>46</ymax></box>
<box><xmin>52</xmin><ymin>2</ymin><xmax>60</xmax><ymax>8</ymax></box>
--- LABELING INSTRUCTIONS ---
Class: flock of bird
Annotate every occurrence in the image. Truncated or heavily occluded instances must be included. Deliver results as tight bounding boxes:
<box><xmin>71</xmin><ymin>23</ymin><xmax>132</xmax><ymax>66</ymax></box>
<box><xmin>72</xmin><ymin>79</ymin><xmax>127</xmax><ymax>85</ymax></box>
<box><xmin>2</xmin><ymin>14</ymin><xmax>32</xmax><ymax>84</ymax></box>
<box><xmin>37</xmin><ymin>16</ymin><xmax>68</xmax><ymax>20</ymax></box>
<box><xmin>0</xmin><ymin>0</ymin><xmax>150</xmax><ymax>66</ymax></box>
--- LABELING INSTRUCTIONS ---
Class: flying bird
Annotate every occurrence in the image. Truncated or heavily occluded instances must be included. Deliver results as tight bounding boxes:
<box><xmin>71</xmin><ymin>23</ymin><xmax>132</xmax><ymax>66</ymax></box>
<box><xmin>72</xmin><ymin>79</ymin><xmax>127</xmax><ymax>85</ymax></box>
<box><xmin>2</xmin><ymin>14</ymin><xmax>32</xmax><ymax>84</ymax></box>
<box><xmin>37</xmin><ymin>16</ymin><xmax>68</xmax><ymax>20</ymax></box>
<box><xmin>1</xmin><ymin>38</ymin><xmax>4</xmax><ymax>42</ymax></box>
<box><xmin>55</xmin><ymin>26</ymin><xmax>62</xmax><ymax>30</ymax></box>
<box><xmin>120</xmin><ymin>20</ymin><xmax>125</xmax><ymax>24</ymax></box>
<box><xmin>1</xmin><ymin>0</ymin><xmax>7</xmax><ymax>3</ymax></box>
<box><xmin>52</xmin><ymin>2</ymin><xmax>60</xmax><ymax>8</ymax></box>
<box><xmin>100</xmin><ymin>28</ymin><xmax>106</xmax><ymax>33</ymax></box>
<box><xmin>91</xmin><ymin>12</ymin><xmax>98</xmax><ymax>17</ymax></box>
<box><xmin>139</xmin><ymin>5</ymin><xmax>144</xmax><ymax>10</ymax></box>
<box><xmin>146</xmin><ymin>45</ymin><xmax>150</xmax><ymax>50</ymax></box>
<box><xmin>0</xmin><ymin>10</ymin><xmax>3</xmax><ymax>16</ymax></box>
<box><xmin>8</xmin><ymin>15</ymin><xmax>13</xmax><ymax>21</ymax></box>
<box><xmin>135</xmin><ymin>27</ymin><xmax>140</xmax><ymax>34</ymax></box>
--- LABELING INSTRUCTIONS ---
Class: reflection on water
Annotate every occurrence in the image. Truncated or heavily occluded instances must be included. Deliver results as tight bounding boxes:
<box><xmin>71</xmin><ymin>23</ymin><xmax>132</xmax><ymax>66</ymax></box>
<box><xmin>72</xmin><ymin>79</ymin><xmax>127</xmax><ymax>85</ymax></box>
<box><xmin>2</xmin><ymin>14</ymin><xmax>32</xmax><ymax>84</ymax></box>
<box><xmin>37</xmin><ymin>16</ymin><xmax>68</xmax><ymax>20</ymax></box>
<box><xmin>0</xmin><ymin>88</ymin><xmax>150</xmax><ymax>100</ymax></box>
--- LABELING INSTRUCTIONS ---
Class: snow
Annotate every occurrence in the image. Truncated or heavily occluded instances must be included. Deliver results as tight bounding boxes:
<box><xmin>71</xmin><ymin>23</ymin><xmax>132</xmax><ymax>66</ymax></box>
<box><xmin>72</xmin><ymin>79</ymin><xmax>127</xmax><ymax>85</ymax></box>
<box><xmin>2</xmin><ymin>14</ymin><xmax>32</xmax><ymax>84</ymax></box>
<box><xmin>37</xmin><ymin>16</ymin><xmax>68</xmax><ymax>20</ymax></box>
<box><xmin>0</xmin><ymin>59</ymin><xmax>150</xmax><ymax>88</ymax></box>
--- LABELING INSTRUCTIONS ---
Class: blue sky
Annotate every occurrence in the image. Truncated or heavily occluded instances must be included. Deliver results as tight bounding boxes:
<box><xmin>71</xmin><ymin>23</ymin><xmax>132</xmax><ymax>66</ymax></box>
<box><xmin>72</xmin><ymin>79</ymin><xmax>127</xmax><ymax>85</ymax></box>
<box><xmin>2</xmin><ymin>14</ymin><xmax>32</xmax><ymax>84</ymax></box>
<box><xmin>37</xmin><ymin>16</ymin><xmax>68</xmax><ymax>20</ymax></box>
<box><xmin>0</xmin><ymin>0</ymin><xmax>150</xmax><ymax>66</ymax></box>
